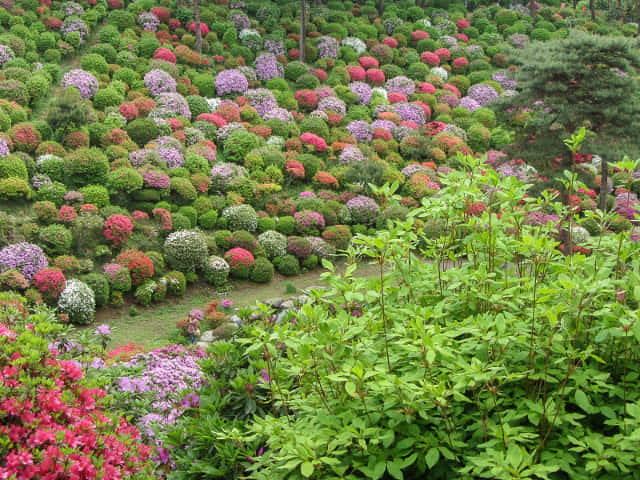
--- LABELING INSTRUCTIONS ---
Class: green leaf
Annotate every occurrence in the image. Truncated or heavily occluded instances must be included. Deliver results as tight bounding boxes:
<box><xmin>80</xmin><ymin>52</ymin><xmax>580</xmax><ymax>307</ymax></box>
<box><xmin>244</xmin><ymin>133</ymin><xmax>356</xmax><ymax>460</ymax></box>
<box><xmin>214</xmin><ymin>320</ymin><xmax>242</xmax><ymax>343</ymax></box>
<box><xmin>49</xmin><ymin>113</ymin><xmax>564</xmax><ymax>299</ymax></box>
<box><xmin>574</xmin><ymin>389</ymin><xmax>593</xmax><ymax>413</ymax></box>
<box><xmin>386</xmin><ymin>460</ymin><xmax>404</xmax><ymax>480</ymax></box>
<box><xmin>425</xmin><ymin>448</ymin><xmax>440</xmax><ymax>469</ymax></box>
<box><xmin>345</xmin><ymin>382</ymin><xmax>357</xmax><ymax>397</ymax></box>
<box><xmin>301</xmin><ymin>462</ymin><xmax>314</xmax><ymax>478</ymax></box>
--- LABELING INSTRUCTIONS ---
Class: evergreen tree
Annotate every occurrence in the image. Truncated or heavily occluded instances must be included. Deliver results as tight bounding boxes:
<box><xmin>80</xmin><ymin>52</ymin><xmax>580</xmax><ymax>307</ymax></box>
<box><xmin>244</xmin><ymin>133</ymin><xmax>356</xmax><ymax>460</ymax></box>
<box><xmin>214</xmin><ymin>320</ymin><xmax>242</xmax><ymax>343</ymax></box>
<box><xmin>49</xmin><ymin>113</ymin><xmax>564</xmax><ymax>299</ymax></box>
<box><xmin>498</xmin><ymin>31</ymin><xmax>640</xmax><ymax>208</ymax></box>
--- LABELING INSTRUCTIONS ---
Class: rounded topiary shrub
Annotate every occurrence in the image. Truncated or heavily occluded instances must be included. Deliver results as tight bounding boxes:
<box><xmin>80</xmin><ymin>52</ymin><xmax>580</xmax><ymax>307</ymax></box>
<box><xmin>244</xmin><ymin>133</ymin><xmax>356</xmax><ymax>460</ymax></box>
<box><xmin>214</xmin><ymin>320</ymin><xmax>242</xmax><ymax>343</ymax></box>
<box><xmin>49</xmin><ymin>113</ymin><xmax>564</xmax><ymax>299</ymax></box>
<box><xmin>38</xmin><ymin>224</ymin><xmax>72</xmax><ymax>256</ymax></box>
<box><xmin>81</xmin><ymin>272</ymin><xmax>110</xmax><ymax>308</ymax></box>
<box><xmin>162</xmin><ymin>270</ymin><xmax>186</xmax><ymax>296</ymax></box>
<box><xmin>224</xmin><ymin>247</ymin><xmax>255</xmax><ymax>280</ymax></box>
<box><xmin>274</xmin><ymin>254</ymin><xmax>300</xmax><ymax>276</ymax></box>
<box><xmin>250</xmin><ymin>256</ymin><xmax>274</xmax><ymax>283</ymax></box>
<box><xmin>198</xmin><ymin>210</ymin><xmax>218</xmax><ymax>230</ymax></box>
<box><xmin>257</xmin><ymin>230</ymin><xmax>287</xmax><ymax>259</ymax></box>
<box><xmin>287</xmin><ymin>236</ymin><xmax>312</xmax><ymax>260</ymax></box>
<box><xmin>57</xmin><ymin>279</ymin><xmax>95</xmax><ymax>325</ymax></box>
<box><xmin>163</xmin><ymin>229</ymin><xmax>208</xmax><ymax>271</ymax></box>
<box><xmin>203</xmin><ymin>255</ymin><xmax>230</xmax><ymax>287</ymax></box>
<box><xmin>221</xmin><ymin>204</ymin><xmax>258</xmax><ymax>232</ymax></box>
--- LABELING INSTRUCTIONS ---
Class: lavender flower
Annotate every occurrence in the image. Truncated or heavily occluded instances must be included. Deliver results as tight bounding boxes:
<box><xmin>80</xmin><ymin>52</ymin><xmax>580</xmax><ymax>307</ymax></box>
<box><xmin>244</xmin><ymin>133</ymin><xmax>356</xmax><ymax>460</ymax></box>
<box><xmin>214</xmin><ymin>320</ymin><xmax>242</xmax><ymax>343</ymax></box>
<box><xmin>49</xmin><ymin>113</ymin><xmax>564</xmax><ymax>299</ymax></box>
<box><xmin>210</xmin><ymin>162</ymin><xmax>247</xmax><ymax>192</ymax></box>
<box><xmin>245</xmin><ymin>88</ymin><xmax>278</xmax><ymax>117</ymax></box>
<box><xmin>393</xmin><ymin>102</ymin><xmax>426</xmax><ymax>125</ymax></box>
<box><xmin>61</xmin><ymin>17</ymin><xmax>88</xmax><ymax>41</ymax></box>
<box><xmin>346</xmin><ymin>195</ymin><xmax>380</xmax><ymax>225</ymax></box>
<box><xmin>385</xmin><ymin>76</ymin><xmax>416</xmax><ymax>97</ymax></box>
<box><xmin>349</xmin><ymin>82</ymin><xmax>373</xmax><ymax>105</ymax></box>
<box><xmin>263</xmin><ymin>107</ymin><xmax>292</xmax><ymax>123</ymax></box>
<box><xmin>154</xmin><ymin>93</ymin><xmax>191</xmax><ymax>118</ymax></box>
<box><xmin>317</xmin><ymin>36</ymin><xmax>338</xmax><ymax>59</ymax></box>
<box><xmin>0</xmin><ymin>45</ymin><xmax>15</xmax><ymax>67</ymax></box>
<box><xmin>254</xmin><ymin>53</ymin><xmax>283</xmax><ymax>82</ymax></box>
<box><xmin>62</xmin><ymin>69</ymin><xmax>98</xmax><ymax>98</ymax></box>
<box><xmin>144</xmin><ymin>69</ymin><xmax>177</xmax><ymax>97</ymax></box>
<box><xmin>229</xmin><ymin>11</ymin><xmax>250</xmax><ymax>31</ymax></box>
<box><xmin>318</xmin><ymin>96</ymin><xmax>346</xmax><ymax>116</ymax></box>
<box><xmin>263</xmin><ymin>38</ymin><xmax>285</xmax><ymax>56</ymax></box>
<box><xmin>31</xmin><ymin>174</ymin><xmax>52</xmax><ymax>190</ymax></box>
<box><xmin>0</xmin><ymin>243</ymin><xmax>48</xmax><ymax>280</ymax></box>
<box><xmin>346</xmin><ymin>120</ymin><xmax>373</xmax><ymax>143</ymax></box>
<box><xmin>460</xmin><ymin>96</ymin><xmax>481</xmax><ymax>113</ymax></box>
<box><xmin>94</xmin><ymin>324</ymin><xmax>112</xmax><ymax>336</ymax></box>
<box><xmin>339</xmin><ymin>145</ymin><xmax>366</xmax><ymax>164</ymax></box>
<box><xmin>138</xmin><ymin>12</ymin><xmax>160</xmax><ymax>31</ymax></box>
<box><xmin>468</xmin><ymin>84</ymin><xmax>499</xmax><ymax>107</ymax></box>
<box><xmin>215</xmin><ymin>69</ymin><xmax>249</xmax><ymax>96</ymax></box>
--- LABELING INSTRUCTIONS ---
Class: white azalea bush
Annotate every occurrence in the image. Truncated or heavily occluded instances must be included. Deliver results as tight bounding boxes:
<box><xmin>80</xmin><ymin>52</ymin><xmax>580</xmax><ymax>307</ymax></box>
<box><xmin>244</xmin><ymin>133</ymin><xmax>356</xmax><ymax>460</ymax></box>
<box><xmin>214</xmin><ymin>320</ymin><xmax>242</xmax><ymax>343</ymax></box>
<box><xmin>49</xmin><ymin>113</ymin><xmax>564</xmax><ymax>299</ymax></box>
<box><xmin>163</xmin><ymin>230</ymin><xmax>208</xmax><ymax>272</ymax></box>
<box><xmin>258</xmin><ymin>230</ymin><xmax>287</xmax><ymax>259</ymax></box>
<box><xmin>58</xmin><ymin>279</ymin><xmax>95</xmax><ymax>325</ymax></box>
<box><xmin>202</xmin><ymin>255</ymin><xmax>230</xmax><ymax>287</ymax></box>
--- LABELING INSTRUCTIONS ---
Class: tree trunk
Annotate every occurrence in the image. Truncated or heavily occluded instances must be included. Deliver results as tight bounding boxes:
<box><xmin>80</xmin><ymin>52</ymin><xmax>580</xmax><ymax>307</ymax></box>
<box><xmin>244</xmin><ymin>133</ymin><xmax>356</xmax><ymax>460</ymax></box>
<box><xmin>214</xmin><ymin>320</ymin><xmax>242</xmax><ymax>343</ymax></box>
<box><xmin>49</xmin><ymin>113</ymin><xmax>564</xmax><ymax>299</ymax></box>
<box><xmin>590</xmin><ymin>0</ymin><xmax>596</xmax><ymax>20</ymax></box>
<box><xmin>194</xmin><ymin>0</ymin><xmax>202</xmax><ymax>54</ymax></box>
<box><xmin>573</xmin><ymin>0</ymin><xmax>578</xmax><ymax>9</ymax></box>
<box><xmin>600</xmin><ymin>159</ymin><xmax>608</xmax><ymax>212</ymax></box>
<box><xmin>300</xmin><ymin>0</ymin><xmax>306</xmax><ymax>63</ymax></box>
<box><xmin>378</xmin><ymin>0</ymin><xmax>384</xmax><ymax>16</ymax></box>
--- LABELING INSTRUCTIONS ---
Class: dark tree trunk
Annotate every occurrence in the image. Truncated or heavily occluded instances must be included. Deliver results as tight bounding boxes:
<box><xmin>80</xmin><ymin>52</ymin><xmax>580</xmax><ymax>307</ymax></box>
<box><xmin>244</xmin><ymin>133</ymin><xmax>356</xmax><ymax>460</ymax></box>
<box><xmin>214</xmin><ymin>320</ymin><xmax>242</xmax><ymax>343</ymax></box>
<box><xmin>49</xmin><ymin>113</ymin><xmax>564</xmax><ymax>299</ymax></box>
<box><xmin>379</xmin><ymin>0</ymin><xmax>384</xmax><ymax>16</ymax></box>
<box><xmin>600</xmin><ymin>159</ymin><xmax>608</xmax><ymax>212</ymax></box>
<box><xmin>590</xmin><ymin>0</ymin><xmax>596</xmax><ymax>20</ymax></box>
<box><xmin>300</xmin><ymin>0</ymin><xmax>306</xmax><ymax>63</ymax></box>
<box><xmin>194</xmin><ymin>0</ymin><xmax>202</xmax><ymax>54</ymax></box>
<box><xmin>573</xmin><ymin>0</ymin><xmax>578</xmax><ymax>9</ymax></box>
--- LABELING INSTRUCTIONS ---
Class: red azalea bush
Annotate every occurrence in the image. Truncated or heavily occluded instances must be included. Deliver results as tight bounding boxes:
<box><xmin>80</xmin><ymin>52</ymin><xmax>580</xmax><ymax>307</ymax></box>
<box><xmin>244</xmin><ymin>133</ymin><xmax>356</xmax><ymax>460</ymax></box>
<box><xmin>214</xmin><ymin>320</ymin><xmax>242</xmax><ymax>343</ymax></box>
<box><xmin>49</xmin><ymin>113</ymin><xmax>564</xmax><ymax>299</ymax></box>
<box><xmin>313</xmin><ymin>171</ymin><xmax>339</xmax><ymax>189</ymax></box>
<box><xmin>57</xmin><ymin>205</ymin><xmax>77</xmax><ymax>224</ymax></box>
<box><xmin>197</xmin><ymin>112</ymin><xmax>227</xmax><ymax>126</ymax></box>
<box><xmin>9</xmin><ymin>123</ymin><xmax>41</xmax><ymax>153</ymax></box>
<box><xmin>435</xmin><ymin>48</ymin><xmax>451</xmax><ymax>60</ymax></box>
<box><xmin>151</xmin><ymin>6</ymin><xmax>170</xmax><ymax>21</ymax></box>
<box><xmin>64</xmin><ymin>131</ymin><xmax>90</xmax><ymax>149</ymax></box>
<box><xmin>300</xmin><ymin>132</ymin><xmax>327</xmax><ymax>152</ymax></box>
<box><xmin>388</xmin><ymin>92</ymin><xmax>407</xmax><ymax>103</ymax></box>
<box><xmin>358</xmin><ymin>56</ymin><xmax>379</xmax><ymax>69</ymax></box>
<box><xmin>294</xmin><ymin>89</ymin><xmax>319</xmax><ymax>110</ymax></box>
<box><xmin>412</xmin><ymin>30</ymin><xmax>429</xmax><ymax>42</ymax></box>
<box><xmin>119</xmin><ymin>102</ymin><xmax>139</xmax><ymax>120</ymax></box>
<box><xmin>417</xmin><ymin>82</ymin><xmax>436</xmax><ymax>94</ymax></box>
<box><xmin>0</xmin><ymin>300</ymin><xmax>153</xmax><ymax>479</ymax></box>
<box><xmin>224</xmin><ymin>248</ymin><xmax>254</xmax><ymax>268</ymax></box>
<box><xmin>285</xmin><ymin>159</ymin><xmax>305</xmax><ymax>180</ymax></box>
<box><xmin>31</xmin><ymin>268</ymin><xmax>66</xmax><ymax>302</ymax></box>
<box><xmin>382</xmin><ymin>37</ymin><xmax>398</xmax><ymax>48</ymax></box>
<box><xmin>365</xmin><ymin>68</ymin><xmax>385</xmax><ymax>86</ymax></box>
<box><xmin>104</xmin><ymin>214</ymin><xmax>134</xmax><ymax>246</ymax></box>
<box><xmin>116</xmin><ymin>250</ymin><xmax>154</xmax><ymax>286</ymax></box>
<box><xmin>133</xmin><ymin>97</ymin><xmax>156</xmax><ymax>116</ymax></box>
<box><xmin>346</xmin><ymin>65</ymin><xmax>366</xmax><ymax>81</ymax></box>
<box><xmin>452</xmin><ymin>57</ymin><xmax>469</xmax><ymax>73</ymax></box>
<box><xmin>152</xmin><ymin>208</ymin><xmax>172</xmax><ymax>231</ymax></box>
<box><xmin>457</xmin><ymin>18</ymin><xmax>471</xmax><ymax>30</ymax></box>
<box><xmin>421</xmin><ymin>51</ymin><xmax>440</xmax><ymax>66</ymax></box>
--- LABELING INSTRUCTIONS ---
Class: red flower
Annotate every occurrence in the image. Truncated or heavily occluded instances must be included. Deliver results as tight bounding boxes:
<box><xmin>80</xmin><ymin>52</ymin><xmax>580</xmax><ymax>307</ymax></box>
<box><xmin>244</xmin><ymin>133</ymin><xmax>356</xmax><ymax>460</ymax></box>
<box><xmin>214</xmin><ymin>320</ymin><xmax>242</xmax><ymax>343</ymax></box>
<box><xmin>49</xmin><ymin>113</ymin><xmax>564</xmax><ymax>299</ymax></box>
<box><xmin>103</xmin><ymin>214</ymin><xmax>134</xmax><ymax>246</ymax></box>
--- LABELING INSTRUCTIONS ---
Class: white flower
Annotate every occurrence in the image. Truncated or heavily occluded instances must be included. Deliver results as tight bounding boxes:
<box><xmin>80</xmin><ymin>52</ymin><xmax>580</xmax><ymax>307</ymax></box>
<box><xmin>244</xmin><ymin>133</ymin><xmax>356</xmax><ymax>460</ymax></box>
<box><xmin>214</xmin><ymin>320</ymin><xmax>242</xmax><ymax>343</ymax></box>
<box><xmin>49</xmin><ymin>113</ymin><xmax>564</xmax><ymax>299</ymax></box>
<box><xmin>206</xmin><ymin>97</ymin><xmax>222</xmax><ymax>112</ymax></box>
<box><xmin>58</xmin><ymin>279</ymin><xmax>95</xmax><ymax>325</ymax></box>
<box><xmin>239</xmin><ymin>28</ymin><xmax>261</xmax><ymax>41</ymax></box>
<box><xmin>372</xmin><ymin>87</ymin><xmax>388</xmax><ymax>100</ymax></box>
<box><xmin>258</xmin><ymin>231</ymin><xmax>287</xmax><ymax>259</ymax></box>
<box><xmin>431</xmin><ymin>67</ymin><xmax>448</xmax><ymax>81</ymax></box>
<box><xmin>418</xmin><ymin>18</ymin><xmax>432</xmax><ymax>27</ymax></box>
<box><xmin>341</xmin><ymin>37</ymin><xmax>367</xmax><ymax>55</ymax></box>
<box><xmin>266</xmin><ymin>136</ymin><xmax>285</xmax><ymax>149</ymax></box>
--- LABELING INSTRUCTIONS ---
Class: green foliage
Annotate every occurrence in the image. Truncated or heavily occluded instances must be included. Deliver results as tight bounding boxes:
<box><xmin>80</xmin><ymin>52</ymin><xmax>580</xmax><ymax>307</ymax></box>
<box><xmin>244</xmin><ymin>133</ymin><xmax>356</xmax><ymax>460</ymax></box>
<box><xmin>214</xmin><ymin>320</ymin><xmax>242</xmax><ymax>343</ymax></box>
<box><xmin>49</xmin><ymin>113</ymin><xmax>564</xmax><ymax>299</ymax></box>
<box><xmin>166</xmin><ymin>158</ymin><xmax>640</xmax><ymax>480</ymax></box>
<box><xmin>250</xmin><ymin>256</ymin><xmax>274</xmax><ymax>283</ymax></box>
<box><xmin>126</xmin><ymin>118</ymin><xmax>159</xmax><ymax>146</ymax></box>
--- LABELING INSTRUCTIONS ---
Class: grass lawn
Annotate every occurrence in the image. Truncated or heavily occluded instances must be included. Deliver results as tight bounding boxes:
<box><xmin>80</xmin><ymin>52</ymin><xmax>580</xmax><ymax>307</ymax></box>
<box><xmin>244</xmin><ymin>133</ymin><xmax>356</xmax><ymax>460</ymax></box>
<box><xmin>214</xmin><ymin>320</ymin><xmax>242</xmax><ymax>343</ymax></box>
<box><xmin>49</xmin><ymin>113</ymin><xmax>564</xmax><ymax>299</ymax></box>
<box><xmin>93</xmin><ymin>260</ymin><xmax>382</xmax><ymax>350</ymax></box>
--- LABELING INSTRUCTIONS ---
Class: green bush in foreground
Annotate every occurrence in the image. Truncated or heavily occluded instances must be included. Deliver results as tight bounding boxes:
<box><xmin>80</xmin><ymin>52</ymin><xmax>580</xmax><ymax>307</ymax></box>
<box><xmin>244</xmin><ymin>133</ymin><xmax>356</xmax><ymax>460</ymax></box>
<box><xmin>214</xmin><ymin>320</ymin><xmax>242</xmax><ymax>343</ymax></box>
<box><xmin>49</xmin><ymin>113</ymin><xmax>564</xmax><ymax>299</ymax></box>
<box><xmin>165</xmin><ymin>156</ymin><xmax>640</xmax><ymax>480</ymax></box>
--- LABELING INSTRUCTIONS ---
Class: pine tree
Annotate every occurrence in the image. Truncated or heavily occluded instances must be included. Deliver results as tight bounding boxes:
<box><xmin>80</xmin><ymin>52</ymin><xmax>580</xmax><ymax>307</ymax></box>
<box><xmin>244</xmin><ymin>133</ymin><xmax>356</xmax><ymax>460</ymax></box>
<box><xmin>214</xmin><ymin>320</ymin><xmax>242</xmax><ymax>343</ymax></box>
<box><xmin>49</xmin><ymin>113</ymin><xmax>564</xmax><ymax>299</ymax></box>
<box><xmin>498</xmin><ymin>31</ymin><xmax>640</xmax><ymax>209</ymax></box>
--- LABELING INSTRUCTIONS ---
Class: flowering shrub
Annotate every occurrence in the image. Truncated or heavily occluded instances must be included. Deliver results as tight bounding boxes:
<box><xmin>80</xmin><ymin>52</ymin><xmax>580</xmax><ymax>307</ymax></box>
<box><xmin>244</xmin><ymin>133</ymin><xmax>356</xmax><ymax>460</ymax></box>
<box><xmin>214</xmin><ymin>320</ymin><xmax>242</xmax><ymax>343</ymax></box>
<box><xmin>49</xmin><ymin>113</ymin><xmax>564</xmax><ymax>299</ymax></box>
<box><xmin>0</xmin><ymin>306</ymin><xmax>153</xmax><ymax>479</ymax></box>
<box><xmin>257</xmin><ymin>230</ymin><xmax>287</xmax><ymax>259</ymax></box>
<box><xmin>221</xmin><ymin>204</ymin><xmax>258</xmax><ymax>232</ymax></box>
<box><xmin>202</xmin><ymin>255</ymin><xmax>230</xmax><ymax>287</ymax></box>
<box><xmin>215</xmin><ymin>69</ymin><xmax>249</xmax><ymax>96</ymax></box>
<box><xmin>104</xmin><ymin>263</ymin><xmax>132</xmax><ymax>292</ymax></box>
<box><xmin>58</xmin><ymin>278</ymin><xmax>95</xmax><ymax>325</ymax></box>
<box><xmin>31</xmin><ymin>267</ymin><xmax>66</xmax><ymax>302</ymax></box>
<box><xmin>104</xmin><ymin>214</ymin><xmax>134</xmax><ymax>246</ymax></box>
<box><xmin>294</xmin><ymin>210</ymin><xmax>325</xmax><ymax>236</ymax></box>
<box><xmin>0</xmin><ymin>243</ymin><xmax>48</xmax><ymax>280</ymax></box>
<box><xmin>287</xmin><ymin>236</ymin><xmax>312</xmax><ymax>260</ymax></box>
<box><xmin>346</xmin><ymin>195</ymin><xmax>380</xmax><ymax>225</ymax></box>
<box><xmin>116</xmin><ymin>250</ymin><xmax>154</xmax><ymax>287</ymax></box>
<box><xmin>61</xmin><ymin>69</ymin><xmax>98</xmax><ymax>98</ymax></box>
<box><xmin>144</xmin><ymin>69</ymin><xmax>177</xmax><ymax>97</ymax></box>
<box><xmin>300</xmin><ymin>132</ymin><xmax>327</xmax><ymax>152</ymax></box>
<box><xmin>163</xmin><ymin>230</ymin><xmax>208</xmax><ymax>271</ymax></box>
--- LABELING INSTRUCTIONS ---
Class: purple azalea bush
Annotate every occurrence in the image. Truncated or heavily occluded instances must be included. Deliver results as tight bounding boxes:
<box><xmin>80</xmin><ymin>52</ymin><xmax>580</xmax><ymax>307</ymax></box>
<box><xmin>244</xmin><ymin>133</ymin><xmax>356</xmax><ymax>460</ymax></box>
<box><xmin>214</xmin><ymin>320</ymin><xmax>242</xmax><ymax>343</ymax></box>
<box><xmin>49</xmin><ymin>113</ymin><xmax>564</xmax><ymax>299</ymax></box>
<box><xmin>144</xmin><ymin>69</ymin><xmax>177</xmax><ymax>97</ymax></box>
<box><xmin>254</xmin><ymin>53</ymin><xmax>283</xmax><ymax>82</ymax></box>
<box><xmin>0</xmin><ymin>243</ymin><xmax>48</xmax><ymax>280</ymax></box>
<box><xmin>215</xmin><ymin>69</ymin><xmax>249</xmax><ymax>96</ymax></box>
<box><xmin>62</xmin><ymin>69</ymin><xmax>99</xmax><ymax>98</ymax></box>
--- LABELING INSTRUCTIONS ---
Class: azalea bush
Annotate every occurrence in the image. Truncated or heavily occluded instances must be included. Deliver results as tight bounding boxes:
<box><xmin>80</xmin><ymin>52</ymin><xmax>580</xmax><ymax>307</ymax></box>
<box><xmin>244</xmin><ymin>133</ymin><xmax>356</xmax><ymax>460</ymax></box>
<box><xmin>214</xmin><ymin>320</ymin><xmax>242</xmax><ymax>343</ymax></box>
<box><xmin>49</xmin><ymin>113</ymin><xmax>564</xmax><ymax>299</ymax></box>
<box><xmin>0</xmin><ymin>296</ymin><xmax>154</xmax><ymax>478</ymax></box>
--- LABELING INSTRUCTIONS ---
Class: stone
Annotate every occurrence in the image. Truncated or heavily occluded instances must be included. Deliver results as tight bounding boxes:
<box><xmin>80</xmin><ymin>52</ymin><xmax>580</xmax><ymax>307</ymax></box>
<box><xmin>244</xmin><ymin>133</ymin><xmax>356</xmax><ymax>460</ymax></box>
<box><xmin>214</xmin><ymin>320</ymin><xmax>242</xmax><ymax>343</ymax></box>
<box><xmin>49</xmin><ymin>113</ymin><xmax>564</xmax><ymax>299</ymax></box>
<box><xmin>264</xmin><ymin>297</ymin><xmax>284</xmax><ymax>308</ymax></box>
<box><xmin>196</xmin><ymin>341</ymin><xmax>210</xmax><ymax>349</ymax></box>
<box><xmin>229</xmin><ymin>314</ymin><xmax>243</xmax><ymax>327</ymax></box>
<box><xmin>200</xmin><ymin>330</ymin><xmax>215</xmax><ymax>342</ymax></box>
<box><xmin>280</xmin><ymin>300</ymin><xmax>295</xmax><ymax>310</ymax></box>
<box><xmin>249</xmin><ymin>312</ymin><xmax>262</xmax><ymax>321</ymax></box>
